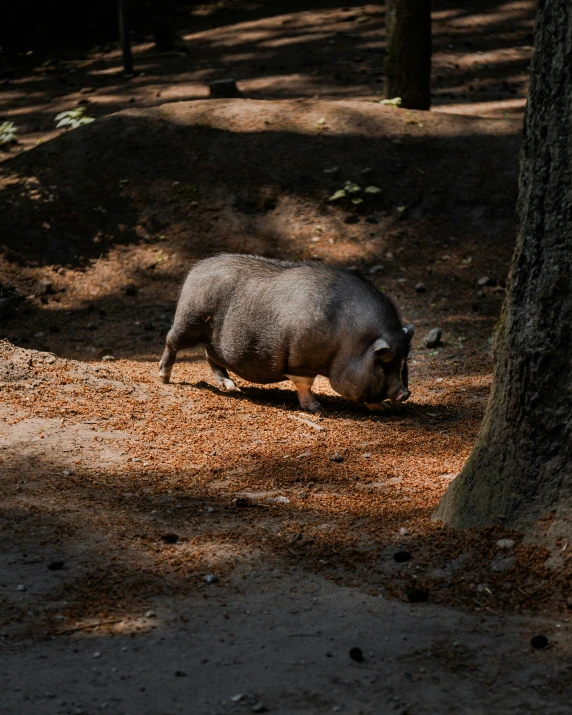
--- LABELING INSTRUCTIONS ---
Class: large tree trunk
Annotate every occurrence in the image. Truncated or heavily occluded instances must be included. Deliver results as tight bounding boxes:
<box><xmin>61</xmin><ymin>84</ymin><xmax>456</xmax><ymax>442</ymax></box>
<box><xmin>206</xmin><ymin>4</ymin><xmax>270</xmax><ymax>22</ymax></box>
<box><xmin>434</xmin><ymin>0</ymin><xmax>572</xmax><ymax>544</ymax></box>
<box><xmin>385</xmin><ymin>0</ymin><xmax>432</xmax><ymax>110</ymax></box>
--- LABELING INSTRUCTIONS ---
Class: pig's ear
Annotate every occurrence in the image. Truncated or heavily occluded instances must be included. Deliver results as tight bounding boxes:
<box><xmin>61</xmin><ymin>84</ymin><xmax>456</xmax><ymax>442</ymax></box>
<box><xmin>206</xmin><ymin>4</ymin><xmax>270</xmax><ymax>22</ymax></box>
<box><xmin>373</xmin><ymin>338</ymin><xmax>391</xmax><ymax>358</ymax></box>
<box><xmin>402</xmin><ymin>323</ymin><xmax>415</xmax><ymax>342</ymax></box>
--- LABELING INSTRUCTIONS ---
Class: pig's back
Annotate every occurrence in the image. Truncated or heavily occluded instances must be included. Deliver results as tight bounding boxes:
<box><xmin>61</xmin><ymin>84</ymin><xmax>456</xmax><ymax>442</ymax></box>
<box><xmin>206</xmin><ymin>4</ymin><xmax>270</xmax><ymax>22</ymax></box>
<box><xmin>195</xmin><ymin>255</ymin><xmax>398</xmax><ymax>382</ymax></box>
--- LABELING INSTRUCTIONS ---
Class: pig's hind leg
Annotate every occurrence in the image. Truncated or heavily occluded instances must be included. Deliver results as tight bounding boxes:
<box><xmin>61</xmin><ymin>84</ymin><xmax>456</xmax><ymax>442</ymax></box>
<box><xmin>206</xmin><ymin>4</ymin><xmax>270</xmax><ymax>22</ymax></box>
<box><xmin>159</xmin><ymin>323</ymin><xmax>206</xmax><ymax>384</ymax></box>
<box><xmin>159</xmin><ymin>339</ymin><xmax>177</xmax><ymax>384</ymax></box>
<box><xmin>287</xmin><ymin>375</ymin><xmax>321</xmax><ymax>413</ymax></box>
<box><xmin>207</xmin><ymin>357</ymin><xmax>241</xmax><ymax>392</ymax></box>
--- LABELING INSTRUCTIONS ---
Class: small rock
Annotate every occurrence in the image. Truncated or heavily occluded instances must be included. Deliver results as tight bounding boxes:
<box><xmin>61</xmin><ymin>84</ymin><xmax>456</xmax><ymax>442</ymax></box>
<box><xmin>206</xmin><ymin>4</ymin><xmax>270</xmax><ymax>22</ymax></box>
<box><xmin>16</xmin><ymin>584</ymin><xmax>26</xmax><ymax>591</ymax></box>
<box><xmin>62</xmin><ymin>469</ymin><xmax>73</xmax><ymax>476</ymax></box>
<box><xmin>398</xmin><ymin>527</ymin><xmax>410</xmax><ymax>536</ymax></box>
<box><xmin>101</xmin><ymin>355</ymin><xmax>115</xmax><ymax>361</ymax></box>
<box><xmin>124</xmin><ymin>283</ymin><xmax>138</xmax><ymax>296</ymax></box>
<box><xmin>544</xmin><ymin>555</ymin><xmax>564</xmax><ymax>570</ymax></box>
<box><xmin>251</xmin><ymin>703</ymin><xmax>267</xmax><ymax>713</ymax></box>
<box><xmin>490</xmin><ymin>556</ymin><xmax>515</xmax><ymax>572</ymax></box>
<box><xmin>231</xmin><ymin>694</ymin><xmax>246</xmax><ymax>703</ymax></box>
<box><xmin>206</xmin><ymin>506</ymin><xmax>215</xmax><ymax>514</ymax></box>
<box><xmin>477</xmin><ymin>276</ymin><xmax>496</xmax><ymax>287</ymax></box>
<box><xmin>414</xmin><ymin>282</ymin><xmax>426</xmax><ymax>293</ymax></box>
<box><xmin>349</xmin><ymin>647</ymin><xmax>364</xmax><ymax>662</ymax></box>
<box><xmin>422</xmin><ymin>328</ymin><xmax>442</xmax><ymax>348</ymax></box>
<box><xmin>362</xmin><ymin>453</ymin><xmax>372</xmax><ymax>458</ymax></box>
<box><xmin>92</xmin><ymin>652</ymin><xmax>101</xmax><ymax>658</ymax></box>
<box><xmin>496</xmin><ymin>538</ymin><xmax>515</xmax><ymax>549</ymax></box>
<box><xmin>393</xmin><ymin>550</ymin><xmax>412</xmax><ymax>563</ymax></box>
<box><xmin>267</xmin><ymin>496</ymin><xmax>290</xmax><ymax>504</ymax></box>
<box><xmin>368</xmin><ymin>264</ymin><xmax>384</xmax><ymax>275</ymax></box>
<box><xmin>160</xmin><ymin>533</ymin><xmax>179</xmax><ymax>544</ymax></box>
<box><xmin>87</xmin><ymin>322</ymin><xmax>97</xmax><ymax>331</ymax></box>
<box><xmin>145</xmin><ymin>610</ymin><xmax>156</xmax><ymax>618</ymax></box>
<box><xmin>329</xmin><ymin>452</ymin><xmax>344</xmax><ymax>463</ymax></box>
<box><xmin>36</xmin><ymin>279</ymin><xmax>55</xmax><ymax>296</ymax></box>
<box><xmin>234</xmin><ymin>497</ymin><xmax>251</xmax><ymax>508</ymax></box>
<box><xmin>204</xmin><ymin>574</ymin><xmax>217</xmax><ymax>584</ymax></box>
<box><xmin>407</xmin><ymin>587</ymin><xmax>429</xmax><ymax>603</ymax></box>
<box><xmin>48</xmin><ymin>560</ymin><xmax>65</xmax><ymax>571</ymax></box>
<box><xmin>208</xmin><ymin>78</ymin><xmax>242</xmax><ymax>98</ymax></box>
<box><xmin>530</xmin><ymin>635</ymin><xmax>549</xmax><ymax>649</ymax></box>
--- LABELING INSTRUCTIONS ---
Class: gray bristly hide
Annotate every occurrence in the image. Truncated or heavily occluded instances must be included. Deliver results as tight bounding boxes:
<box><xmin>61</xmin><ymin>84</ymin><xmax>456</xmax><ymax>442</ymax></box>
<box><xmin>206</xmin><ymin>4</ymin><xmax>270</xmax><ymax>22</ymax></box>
<box><xmin>159</xmin><ymin>254</ymin><xmax>414</xmax><ymax>412</ymax></box>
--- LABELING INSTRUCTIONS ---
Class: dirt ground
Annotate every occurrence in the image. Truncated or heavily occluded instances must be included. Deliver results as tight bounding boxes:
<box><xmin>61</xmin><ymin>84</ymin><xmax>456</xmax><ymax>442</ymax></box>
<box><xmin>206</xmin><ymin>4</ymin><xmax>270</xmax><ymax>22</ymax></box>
<box><xmin>2</xmin><ymin>1</ymin><xmax>572</xmax><ymax>714</ymax></box>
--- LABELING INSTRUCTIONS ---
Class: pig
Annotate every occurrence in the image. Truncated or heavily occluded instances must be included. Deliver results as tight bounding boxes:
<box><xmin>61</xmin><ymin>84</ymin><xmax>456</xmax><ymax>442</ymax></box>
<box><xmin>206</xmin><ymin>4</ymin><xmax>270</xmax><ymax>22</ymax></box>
<box><xmin>159</xmin><ymin>254</ymin><xmax>414</xmax><ymax>412</ymax></box>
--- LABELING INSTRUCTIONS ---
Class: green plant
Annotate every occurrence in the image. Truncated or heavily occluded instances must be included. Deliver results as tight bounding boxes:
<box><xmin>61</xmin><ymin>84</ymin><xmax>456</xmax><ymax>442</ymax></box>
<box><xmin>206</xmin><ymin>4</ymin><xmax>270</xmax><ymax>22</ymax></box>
<box><xmin>0</xmin><ymin>121</ymin><xmax>18</xmax><ymax>145</ymax></box>
<box><xmin>54</xmin><ymin>107</ymin><xmax>95</xmax><ymax>130</ymax></box>
<box><xmin>329</xmin><ymin>181</ymin><xmax>382</xmax><ymax>206</ymax></box>
<box><xmin>378</xmin><ymin>97</ymin><xmax>402</xmax><ymax>107</ymax></box>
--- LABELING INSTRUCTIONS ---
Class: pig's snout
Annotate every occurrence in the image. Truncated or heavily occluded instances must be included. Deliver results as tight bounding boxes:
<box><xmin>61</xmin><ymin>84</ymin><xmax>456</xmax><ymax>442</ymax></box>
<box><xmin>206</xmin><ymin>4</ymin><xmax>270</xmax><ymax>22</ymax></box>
<box><xmin>395</xmin><ymin>389</ymin><xmax>410</xmax><ymax>403</ymax></box>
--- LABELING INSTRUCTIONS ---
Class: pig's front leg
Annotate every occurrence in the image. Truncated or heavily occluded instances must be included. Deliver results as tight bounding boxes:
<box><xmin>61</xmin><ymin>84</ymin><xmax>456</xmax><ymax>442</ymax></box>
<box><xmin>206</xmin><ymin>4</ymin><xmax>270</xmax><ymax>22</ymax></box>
<box><xmin>287</xmin><ymin>375</ymin><xmax>321</xmax><ymax>413</ymax></box>
<box><xmin>207</xmin><ymin>357</ymin><xmax>241</xmax><ymax>392</ymax></box>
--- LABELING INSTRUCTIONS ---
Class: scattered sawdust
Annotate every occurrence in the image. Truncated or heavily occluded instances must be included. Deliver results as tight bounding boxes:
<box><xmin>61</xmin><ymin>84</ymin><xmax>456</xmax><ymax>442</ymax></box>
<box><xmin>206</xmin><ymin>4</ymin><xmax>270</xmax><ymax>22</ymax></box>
<box><xmin>1</xmin><ymin>342</ymin><xmax>570</xmax><ymax>639</ymax></box>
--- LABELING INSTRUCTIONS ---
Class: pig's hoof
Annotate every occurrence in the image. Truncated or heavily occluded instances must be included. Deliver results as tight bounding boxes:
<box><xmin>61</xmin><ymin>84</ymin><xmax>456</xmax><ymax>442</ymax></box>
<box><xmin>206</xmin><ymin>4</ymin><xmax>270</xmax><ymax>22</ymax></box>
<box><xmin>218</xmin><ymin>377</ymin><xmax>241</xmax><ymax>392</ymax></box>
<box><xmin>365</xmin><ymin>402</ymin><xmax>389</xmax><ymax>412</ymax></box>
<box><xmin>300</xmin><ymin>397</ymin><xmax>322</xmax><ymax>413</ymax></box>
<box><xmin>159</xmin><ymin>372</ymin><xmax>171</xmax><ymax>384</ymax></box>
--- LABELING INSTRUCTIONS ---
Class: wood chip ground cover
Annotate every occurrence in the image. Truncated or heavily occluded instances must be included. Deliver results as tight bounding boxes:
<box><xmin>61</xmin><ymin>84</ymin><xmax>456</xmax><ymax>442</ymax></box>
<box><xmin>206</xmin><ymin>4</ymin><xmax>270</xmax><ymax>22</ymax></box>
<box><xmin>1</xmin><ymin>340</ymin><xmax>570</xmax><ymax>640</ymax></box>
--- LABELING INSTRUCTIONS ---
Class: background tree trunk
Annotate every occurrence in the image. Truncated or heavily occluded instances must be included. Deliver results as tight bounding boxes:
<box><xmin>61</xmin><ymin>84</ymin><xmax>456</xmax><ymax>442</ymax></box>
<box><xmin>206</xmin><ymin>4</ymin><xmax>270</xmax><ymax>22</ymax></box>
<box><xmin>385</xmin><ymin>0</ymin><xmax>431</xmax><ymax>110</ymax></box>
<box><xmin>150</xmin><ymin>0</ymin><xmax>179</xmax><ymax>52</ymax></box>
<box><xmin>433</xmin><ymin>0</ymin><xmax>572</xmax><ymax>544</ymax></box>
<box><xmin>118</xmin><ymin>0</ymin><xmax>134</xmax><ymax>75</ymax></box>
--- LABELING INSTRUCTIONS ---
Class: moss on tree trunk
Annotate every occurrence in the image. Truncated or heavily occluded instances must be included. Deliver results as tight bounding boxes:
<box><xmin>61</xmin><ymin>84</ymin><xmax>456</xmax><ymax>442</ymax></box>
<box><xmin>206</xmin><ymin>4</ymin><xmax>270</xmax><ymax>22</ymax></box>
<box><xmin>433</xmin><ymin>0</ymin><xmax>572</xmax><ymax>543</ymax></box>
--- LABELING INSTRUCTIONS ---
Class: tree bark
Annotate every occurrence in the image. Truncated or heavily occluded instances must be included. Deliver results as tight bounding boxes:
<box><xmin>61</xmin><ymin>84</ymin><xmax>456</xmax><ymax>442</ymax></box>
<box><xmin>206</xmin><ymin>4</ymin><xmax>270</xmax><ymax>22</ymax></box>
<box><xmin>150</xmin><ymin>0</ymin><xmax>179</xmax><ymax>52</ymax></box>
<box><xmin>433</xmin><ymin>0</ymin><xmax>572</xmax><ymax>544</ymax></box>
<box><xmin>118</xmin><ymin>0</ymin><xmax>134</xmax><ymax>75</ymax></box>
<box><xmin>385</xmin><ymin>0</ymin><xmax>432</xmax><ymax>110</ymax></box>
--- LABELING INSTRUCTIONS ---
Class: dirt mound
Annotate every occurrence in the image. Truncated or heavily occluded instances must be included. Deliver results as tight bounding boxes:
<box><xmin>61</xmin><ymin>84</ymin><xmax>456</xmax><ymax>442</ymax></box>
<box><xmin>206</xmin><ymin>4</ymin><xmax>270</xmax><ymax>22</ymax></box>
<box><xmin>0</xmin><ymin>340</ymin><xmax>60</xmax><ymax>382</ymax></box>
<box><xmin>0</xmin><ymin>99</ymin><xmax>520</xmax><ymax>271</ymax></box>
<box><xmin>0</xmin><ymin>99</ymin><xmax>519</xmax><ymax>364</ymax></box>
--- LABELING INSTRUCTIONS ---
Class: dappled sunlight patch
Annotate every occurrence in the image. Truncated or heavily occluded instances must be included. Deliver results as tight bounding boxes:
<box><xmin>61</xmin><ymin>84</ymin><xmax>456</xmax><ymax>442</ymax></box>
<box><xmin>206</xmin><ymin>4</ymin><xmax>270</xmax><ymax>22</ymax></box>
<box><xmin>57</xmin><ymin>613</ymin><xmax>161</xmax><ymax>638</ymax></box>
<box><xmin>433</xmin><ymin>98</ymin><xmax>527</xmax><ymax>118</ymax></box>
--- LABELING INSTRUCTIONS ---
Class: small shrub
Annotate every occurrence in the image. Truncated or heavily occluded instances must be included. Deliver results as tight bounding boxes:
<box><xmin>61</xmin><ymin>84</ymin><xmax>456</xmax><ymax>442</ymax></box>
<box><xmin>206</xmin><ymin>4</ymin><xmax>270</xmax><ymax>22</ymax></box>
<box><xmin>54</xmin><ymin>107</ymin><xmax>95</xmax><ymax>130</ymax></box>
<box><xmin>0</xmin><ymin>121</ymin><xmax>18</xmax><ymax>145</ymax></box>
